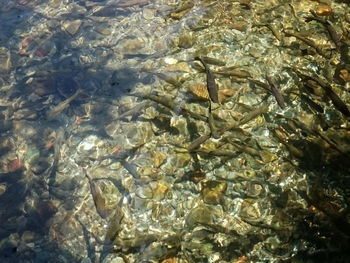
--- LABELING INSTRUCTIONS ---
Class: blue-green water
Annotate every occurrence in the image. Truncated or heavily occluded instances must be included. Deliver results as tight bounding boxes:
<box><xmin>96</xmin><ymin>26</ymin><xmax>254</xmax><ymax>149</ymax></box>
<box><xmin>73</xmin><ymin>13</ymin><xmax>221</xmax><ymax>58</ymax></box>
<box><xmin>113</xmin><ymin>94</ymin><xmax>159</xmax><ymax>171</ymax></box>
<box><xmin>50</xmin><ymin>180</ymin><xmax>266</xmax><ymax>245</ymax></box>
<box><xmin>0</xmin><ymin>1</ymin><xmax>350</xmax><ymax>262</ymax></box>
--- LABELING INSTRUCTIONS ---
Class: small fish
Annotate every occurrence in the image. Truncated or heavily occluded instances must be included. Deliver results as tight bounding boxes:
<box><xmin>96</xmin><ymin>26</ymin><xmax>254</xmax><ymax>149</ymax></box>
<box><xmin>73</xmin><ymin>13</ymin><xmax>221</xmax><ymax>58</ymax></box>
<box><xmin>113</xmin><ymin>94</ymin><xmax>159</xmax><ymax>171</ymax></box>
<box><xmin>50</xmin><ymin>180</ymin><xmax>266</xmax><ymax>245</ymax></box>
<box><xmin>306</xmin><ymin>10</ymin><xmax>342</xmax><ymax>48</ymax></box>
<box><xmin>283</xmin><ymin>30</ymin><xmax>330</xmax><ymax>58</ymax></box>
<box><xmin>213</xmin><ymin>69</ymin><xmax>251</xmax><ymax>78</ymax></box>
<box><xmin>83</xmin><ymin>169</ymin><xmax>110</xmax><ymax>219</ymax></box>
<box><xmin>188</xmin><ymin>133</ymin><xmax>211</xmax><ymax>152</ymax></box>
<box><xmin>117</xmin><ymin>101</ymin><xmax>150</xmax><ymax>120</ymax></box>
<box><xmin>300</xmin><ymin>93</ymin><xmax>324</xmax><ymax>113</ymax></box>
<box><xmin>266</xmin><ymin>75</ymin><xmax>286</xmax><ymax>109</ymax></box>
<box><xmin>116</xmin><ymin>0</ymin><xmax>148</xmax><ymax>8</ymax></box>
<box><xmin>201</xmin><ymin>56</ymin><xmax>226</xmax><ymax>66</ymax></box>
<box><xmin>194</xmin><ymin>56</ymin><xmax>219</xmax><ymax>103</ymax></box>
<box><xmin>255</xmin><ymin>23</ymin><xmax>283</xmax><ymax>42</ymax></box>
<box><xmin>46</xmin><ymin>88</ymin><xmax>82</xmax><ymax>120</ymax></box>
<box><xmin>287</xmin><ymin>68</ymin><xmax>350</xmax><ymax>116</ymax></box>
<box><xmin>154</xmin><ymin>72</ymin><xmax>182</xmax><ymax>86</ymax></box>
<box><xmin>238</xmin><ymin>104</ymin><xmax>268</xmax><ymax>126</ymax></box>
<box><xmin>121</xmin><ymin>160</ymin><xmax>140</xmax><ymax>179</ymax></box>
<box><xmin>48</xmin><ymin>127</ymin><xmax>65</xmax><ymax>188</ymax></box>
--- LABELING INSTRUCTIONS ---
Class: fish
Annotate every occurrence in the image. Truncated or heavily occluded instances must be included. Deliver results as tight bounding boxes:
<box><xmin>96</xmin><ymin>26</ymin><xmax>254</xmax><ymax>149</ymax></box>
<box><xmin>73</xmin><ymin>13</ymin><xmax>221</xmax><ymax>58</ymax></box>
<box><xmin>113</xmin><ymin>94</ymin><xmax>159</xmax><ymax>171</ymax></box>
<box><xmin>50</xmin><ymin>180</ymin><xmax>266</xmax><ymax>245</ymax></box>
<box><xmin>300</xmin><ymin>93</ymin><xmax>324</xmax><ymax>113</ymax></box>
<box><xmin>194</xmin><ymin>56</ymin><xmax>219</xmax><ymax>103</ymax></box>
<box><xmin>208</xmin><ymin>111</ymin><xmax>219</xmax><ymax>138</ymax></box>
<box><xmin>188</xmin><ymin>133</ymin><xmax>211</xmax><ymax>152</ymax></box>
<box><xmin>283</xmin><ymin>30</ymin><xmax>330</xmax><ymax>58</ymax></box>
<box><xmin>46</xmin><ymin>88</ymin><xmax>82</xmax><ymax>120</ymax></box>
<box><xmin>116</xmin><ymin>0</ymin><xmax>148</xmax><ymax>8</ymax></box>
<box><xmin>238</xmin><ymin>104</ymin><xmax>268</xmax><ymax>126</ymax></box>
<box><xmin>266</xmin><ymin>75</ymin><xmax>286</xmax><ymax>109</ymax></box>
<box><xmin>213</xmin><ymin>69</ymin><xmax>251</xmax><ymax>78</ymax></box>
<box><xmin>255</xmin><ymin>23</ymin><xmax>283</xmax><ymax>42</ymax></box>
<box><xmin>121</xmin><ymin>160</ymin><xmax>140</xmax><ymax>179</ymax></box>
<box><xmin>306</xmin><ymin>10</ymin><xmax>342</xmax><ymax>48</ymax></box>
<box><xmin>117</xmin><ymin>101</ymin><xmax>150</xmax><ymax>120</ymax></box>
<box><xmin>83</xmin><ymin>169</ymin><xmax>110</xmax><ymax>219</ymax></box>
<box><xmin>286</xmin><ymin>67</ymin><xmax>350</xmax><ymax>116</ymax></box>
<box><xmin>200</xmin><ymin>56</ymin><xmax>226</xmax><ymax>66</ymax></box>
<box><xmin>149</xmin><ymin>71</ymin><xmax>182</xmax><ymax>87</ymax></box>
<box><xmin>48</xmin><ymin>127</ymin><xmax>65</xmax><ymax>188</ymax></box>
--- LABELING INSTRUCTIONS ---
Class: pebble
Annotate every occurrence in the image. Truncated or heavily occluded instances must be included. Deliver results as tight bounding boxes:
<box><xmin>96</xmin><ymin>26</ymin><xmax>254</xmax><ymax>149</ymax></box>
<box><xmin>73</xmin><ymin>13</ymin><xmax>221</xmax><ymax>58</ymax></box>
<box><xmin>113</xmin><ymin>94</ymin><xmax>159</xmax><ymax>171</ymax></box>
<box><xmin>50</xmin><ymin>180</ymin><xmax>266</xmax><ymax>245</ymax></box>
<box><xmin>189</xmin><ymin>83</ymin><xmax>209</xmax><ymax>100</ymax></box>
<box><xmin>201</xmin><ymin>180</ymin><xmax>227</xmax><ymax>205</ymax></box>
<box><xmin>0</xmin><ymin>47</ymin><xmax>11</xmax><ymax>72</ymax></box>
<box><xmin>120</xmin><ymin>38</ymin><xmax>145</xmax><ymax>54</ymax></box>
<box><xmin>8</xmin><ymin>159</ymin><xmax>24</xmax><ymax>172</ymax></box>
<box><xmin>63</xmin><ymin>19</ymin><xmax>82</xmax><ymax>35</ymax></box>
<box><xmin>95</xmin><ymin>25</ymin><xmax>112</xmax><ymax>36</ymax></box>
<box><xmin>316</xmin><ymin>6</ymin><xmax>333</xmax><ymax>16</ymax></box>
<box><xmin>154</xmin><ymin>151</ymin><xmax>167</xmax><ymax>168</ymax></box>
<box><xmin>186</xmin><ymin>205</ymin><xmax>213</xmax><ymax>228</ymax></box>
<box><xmin>143</xmin><ymin>8</ymin><xmax>155</xmax><ymax>20</ymax></box>
<box><xmin>0</xmin><ymin>184</ymin><xmax>6</xmax><ymax>195</ymax></box>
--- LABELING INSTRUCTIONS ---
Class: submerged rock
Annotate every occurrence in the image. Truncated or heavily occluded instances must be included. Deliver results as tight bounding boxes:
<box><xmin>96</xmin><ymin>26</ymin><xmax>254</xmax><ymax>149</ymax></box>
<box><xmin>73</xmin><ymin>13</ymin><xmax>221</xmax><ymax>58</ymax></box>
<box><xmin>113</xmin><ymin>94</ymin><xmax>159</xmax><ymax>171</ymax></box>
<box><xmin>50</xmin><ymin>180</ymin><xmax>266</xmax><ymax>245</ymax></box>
<box><xmin>0</xmin><ymin>47</ymin><xmax>11</xmax><ymax>72</ymax></box>
<box><xmin>201</xmin><ymin>180</ymin><xmax>227</xmax><ymax>205</ymax></box>
<box><xmin>63</xmin><ymin>19</ymin><xmax>82</xmax><ymax>35</ymax></box>
<box><xmin>186</xmin><ymin>204</ymin><xmax>213</xmax><ymax>228</ymax></box>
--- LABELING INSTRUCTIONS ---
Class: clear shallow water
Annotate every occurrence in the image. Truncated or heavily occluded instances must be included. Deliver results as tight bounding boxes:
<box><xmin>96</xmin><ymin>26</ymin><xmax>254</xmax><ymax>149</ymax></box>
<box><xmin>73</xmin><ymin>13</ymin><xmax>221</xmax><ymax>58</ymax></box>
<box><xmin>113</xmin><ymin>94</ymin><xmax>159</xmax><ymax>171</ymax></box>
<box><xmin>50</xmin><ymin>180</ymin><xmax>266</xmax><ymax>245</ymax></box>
<box><xmin>0</xmin><ymin>0</ymin><xmax>350</xmax><ymax>262</ymax></box>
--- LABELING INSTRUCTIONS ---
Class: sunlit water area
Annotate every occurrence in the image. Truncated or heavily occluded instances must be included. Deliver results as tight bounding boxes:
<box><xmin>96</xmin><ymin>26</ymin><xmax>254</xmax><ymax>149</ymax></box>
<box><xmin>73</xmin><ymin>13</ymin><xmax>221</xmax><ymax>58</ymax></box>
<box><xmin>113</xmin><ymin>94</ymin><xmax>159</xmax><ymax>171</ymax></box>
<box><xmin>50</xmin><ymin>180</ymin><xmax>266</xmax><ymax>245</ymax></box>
<box><xmin>1</xmin><ymin>0</ymin><xmax>350</xmax><ymax>262</ymax></box>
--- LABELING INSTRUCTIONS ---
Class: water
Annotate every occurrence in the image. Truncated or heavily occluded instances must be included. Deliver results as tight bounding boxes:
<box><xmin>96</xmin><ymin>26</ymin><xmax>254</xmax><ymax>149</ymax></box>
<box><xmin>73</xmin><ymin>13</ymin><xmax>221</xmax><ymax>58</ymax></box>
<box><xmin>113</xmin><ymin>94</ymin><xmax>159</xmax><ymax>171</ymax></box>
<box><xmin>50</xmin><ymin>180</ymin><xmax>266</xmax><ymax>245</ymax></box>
<box><xmin>0</xmin><ymin>1</ymin><xmax>350</xmax><ymax>262</ymax></box>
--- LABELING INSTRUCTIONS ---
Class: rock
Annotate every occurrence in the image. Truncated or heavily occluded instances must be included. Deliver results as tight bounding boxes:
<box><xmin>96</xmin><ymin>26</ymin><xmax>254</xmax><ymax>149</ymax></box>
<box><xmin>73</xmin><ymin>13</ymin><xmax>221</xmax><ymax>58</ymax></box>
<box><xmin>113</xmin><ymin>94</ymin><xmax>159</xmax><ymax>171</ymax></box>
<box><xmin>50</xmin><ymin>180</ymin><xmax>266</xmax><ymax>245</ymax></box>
<box><xmin>186</xmin><ymin>204</ymin><xmax>213</xmax><ymax>228</ymax></box>
<box><xmin>0</xmin><ymin>184</ymin><xmax>7</xmax><ymax>195</ymax></box>
<box><xmin>189</xmin><ymin>83</ymin><xmax>209</xmax><ymax>100</ymax></box>
<box><xmin>150</xmin><ymin>181</ymin><xmax>169</xmax><ymax>200</ymax></box>
<box><xmin>120</xmin><ymin>38</ymin><xmax>145</xmax><ymax>54</ymax></box>
<box><xmin>8</xmin><ymin>159</ymin><xmax>24</xmax><ymax>172</ymax></box>
<box><xmin>154</xmin><ymin>151</ymin><xmax>167</xmax><ymax>168</ymax></box>
<box><xmin>95</xmin><ymin>25</ymin><xmax>112</xmax><ymax>36</ymax></box>
<box><xmin>177</xmin><ymin>33</ymin><xmax>195</xmax><ymax>49</ymax></box>
<box><xmin>165</xmin><ymin>62</ymin><xmax>191</xmax><ymax>73</ymax></box>
<box><xmin>50</xmin><ymin>0</ymin><xmax>62</xmax><ymax>7</ymax></box>
<box><xmin>0</xmin><ymin>47</ymin><xmax>11</xmax><ymax>72</ymax></box>
<box><xmin>143</xmin><ymin>8</ymin><xmax>155</xmax><ymax>20</ymax></box>
<box><xmin>316</xmin><ymin>6</ymin><xmax>333</xmax><ymax>16</ymax></box>
<box><xmin>201</xmin><ymin>180</ymin><xmax>227</xmax><ymax>205</ymax></box>
<box><xmin>174</xmin><ymin>153</ymin><xmax>191</xmax><ymax>167</ymax></box>
<box><xmin>63</xmin><ymin>19</ymin><xmax>82</xmax><ymax>35</ymax></box>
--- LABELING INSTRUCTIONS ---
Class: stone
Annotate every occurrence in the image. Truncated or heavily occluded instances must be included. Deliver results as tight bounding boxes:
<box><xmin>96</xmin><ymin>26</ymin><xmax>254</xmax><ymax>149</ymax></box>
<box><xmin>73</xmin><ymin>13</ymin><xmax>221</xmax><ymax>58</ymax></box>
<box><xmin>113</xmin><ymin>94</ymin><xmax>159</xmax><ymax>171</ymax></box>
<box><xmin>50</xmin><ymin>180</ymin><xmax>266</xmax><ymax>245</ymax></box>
<box><xmin>0</xmin><ymin>47</ymin><xmax>11</xmax><ymax>72</ymax></box>
<box><xmin>63</xmin><ymin>19</ymin><xmax>82</xmax><ymax>35</ymax></box>
<box><xmin>201</xmin><ymin>180</ymin><xmax>227</xmax><ymax>205</ymax></box>
<box><xmin>186</xmin><ymin>204</ymin><xmax>213</xmax><ymax>228</ymax></box>
<box><xmin>143</xmin><ymin>8</ymin><xmax>154</xmax><ymax>20</ymax></box>
<box><xmin>154</xmin><ymin>151</ymin><xmax>167</xmax><ymax>168</ymax></box>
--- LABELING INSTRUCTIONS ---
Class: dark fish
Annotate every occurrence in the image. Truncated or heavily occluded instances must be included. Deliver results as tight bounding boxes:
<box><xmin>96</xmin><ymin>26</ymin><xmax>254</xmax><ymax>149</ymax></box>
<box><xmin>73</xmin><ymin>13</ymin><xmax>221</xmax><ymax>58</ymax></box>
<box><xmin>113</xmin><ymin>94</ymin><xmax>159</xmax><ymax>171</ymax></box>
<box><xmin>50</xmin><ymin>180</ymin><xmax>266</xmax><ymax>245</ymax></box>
<box><xmin>201</xmin><ymin>56</ymin><xmax>226</xmax><ymax>66</ymax></box>
<box><xmin>116</xmin><ymin>0</ymin><xmax>148</xmax><ymax>8</ymax></box>
<box><xmin>283</xmin><ymin>30</ymin><xmax>330</xmax><ymax>58</ymax></box>
<box><xmin>300</xmin><ymin>93</ymin><xmax>324</xmax><ymax>113</ymax></box>
<box><xmin>188</xmin><ymin>133</ymin><xmax>211</xmax><ymax>152</ymax></box>
<box><xmin>121</xmin><ymin>160</ymin><xmax>140</xmax><ymax>179</ymax></box>
<box><xmin>306</xmin><ymin>10</ymin><xmax>342</xmax><ymax>48</ymax></box>
<box><xmin>46</xmin><ymin>88</ymin><xmax>82</xmax><ymax>120</ymax></box>
<box><xmin>255</xmin><ymin>23</ymin><xmax>283</xmax><ymax>42</ymax></box>
<box><xmin>83</xmin><ymin>169</ymin><xmax>110</xmax><ymax>219</ymax></box>
<box><xmin>48</xmin><ymin>127</ymin><xmax>65</xmax><ymax>188</ymax></box>
<box><xmin>194</xmin><ymin>56</ymin><xmax>219</xmax><ymax>103</ymax></box>
<box><xmin>238</xmin><ymin>104</ymin><xmax>268</xmax><ymax>126</ymax></box>
<box><xmin>148</xmin><ymin>71</ymin><xmax>181</xmax><ymax>87</ymax></box>
<box><xmin>325</xmin><ymin>87</ymin><xmax>350</xmax><ymax>117</ymax></box>
<box><xmin>208</xmin><ymin>111</ymin><xmax>219</xmax><ymax>138</ymax></box>
<box><xmin>266</xmin><ymin>75</ymin><xmax>286</xmax><ymax>109</ymax></box>
<box><xmin>214</xmin><ymin>69</ymin><xmax>251</xmax><ymax>78</ymax></box>
<box><xmin>287</xmin><ymin>68</ymin><xmax>350</xmax><ymax>116</ymax></box>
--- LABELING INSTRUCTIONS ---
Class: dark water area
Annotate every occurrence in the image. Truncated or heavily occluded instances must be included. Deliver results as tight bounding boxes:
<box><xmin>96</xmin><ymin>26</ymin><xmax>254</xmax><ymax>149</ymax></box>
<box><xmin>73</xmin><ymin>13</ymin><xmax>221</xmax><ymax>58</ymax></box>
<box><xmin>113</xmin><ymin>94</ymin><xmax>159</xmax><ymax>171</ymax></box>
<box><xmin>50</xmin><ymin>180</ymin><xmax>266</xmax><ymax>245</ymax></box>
<box><xmin>1</xmin><ymin>0</ymin><xmax>350</xmax><ymax>262</ymax></box>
